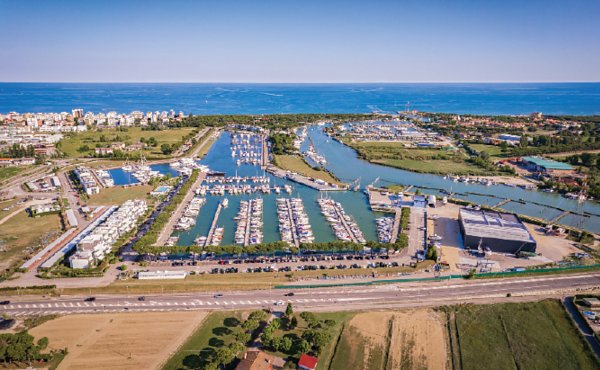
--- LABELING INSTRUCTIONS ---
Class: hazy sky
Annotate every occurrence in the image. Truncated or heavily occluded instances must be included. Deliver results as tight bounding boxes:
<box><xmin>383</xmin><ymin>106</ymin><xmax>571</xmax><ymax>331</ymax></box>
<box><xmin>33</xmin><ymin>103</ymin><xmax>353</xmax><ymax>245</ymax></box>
<box><xmin>1</xmin><ymin>0</ymin><xmax>599</xmax><ymax>82</ymax></box>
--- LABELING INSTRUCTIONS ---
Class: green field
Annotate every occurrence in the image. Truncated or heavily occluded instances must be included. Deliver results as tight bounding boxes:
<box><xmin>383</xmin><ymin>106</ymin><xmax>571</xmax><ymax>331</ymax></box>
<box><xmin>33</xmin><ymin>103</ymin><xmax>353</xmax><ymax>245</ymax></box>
<box><xmin>59</xmin><ymin>127</ymin><xmax>196</xmax><ymax>158</ymax></box>
<box><xmin>447</xmin><ymin>300</ymin><xmax>599</xmax><ymax>370</ymax></box>
<box><xmin>349</xmin><ymin>142</ymin><xmax>492</xmax><ymax>175</ymax></box>
<box><xmin>0</xmin><ymin>211</ymin><xmax>62</xmax><ymax>272</ymax></box>
<box><xmin>469</xmin><ymin>143</ymin><xmax>512</xmax><ymax>159</ymax></box>
<box><xmin>0</xmin><ymin>166</ymin><xmax>28</xmax><ymax>182</ymax></box>
<box><xmin>273</xmin><ymin>154</ymin><xmax>343</xmax><ymax>185</ymax></box>
<box><xmin>87</xmin><ymin>184</ymin><xmax>154</xmax><ymax>206</ymax></box>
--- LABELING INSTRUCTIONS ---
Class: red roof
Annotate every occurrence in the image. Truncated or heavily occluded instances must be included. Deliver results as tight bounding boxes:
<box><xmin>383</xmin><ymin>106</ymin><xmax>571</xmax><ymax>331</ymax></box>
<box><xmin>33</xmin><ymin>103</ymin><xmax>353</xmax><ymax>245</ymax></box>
<box><xmin>298</xmin><ymin>354</ymin><xmax>318</xmax><ymax>370</ymax></box>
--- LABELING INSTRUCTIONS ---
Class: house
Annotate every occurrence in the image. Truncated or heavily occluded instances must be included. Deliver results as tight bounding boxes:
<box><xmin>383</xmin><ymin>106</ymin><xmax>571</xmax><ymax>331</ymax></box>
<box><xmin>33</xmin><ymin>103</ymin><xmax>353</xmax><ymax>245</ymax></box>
<box><xmin>111</xmin><ymin>142</ymin><xmax>126</xmax><ymax>150</ymax></box>
<box><xmin>95</xmin><ymin>147</ymin><xmax>114</xmax><ymax>156</ymax></box>
<box><xmin>126</xmin><ymin>143</ymin><xmax>145</xmax><ymax>152</ymax></box>
<box><xmin>235</xmin><ymin>350</ymin><xmax>285</xmax><ymax>370</ymax></box>
<box><xmin>298</xmin><ymin>354</ymin><xmax>318</xmax><ymax>370</ymax></box>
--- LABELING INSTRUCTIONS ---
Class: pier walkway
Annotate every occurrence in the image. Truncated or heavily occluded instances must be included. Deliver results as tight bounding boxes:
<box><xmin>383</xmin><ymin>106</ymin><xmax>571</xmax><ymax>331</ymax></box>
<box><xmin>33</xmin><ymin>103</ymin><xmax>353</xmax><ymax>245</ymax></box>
<box><xmin>156</xmin><ymin>171</ymin><xmax>206</xmax><ymax>246</ymax></box>
<box><xmin>285</xmin><ymin>198</ymin><xmax>300</xmax><ymax>247</ymax></box>
<box><xmin>331</xmin><ymin>203</ymin><xmax>358</xmax><ymax>243</ymax></box>
<box><xmin>390</xmin><ymin>208</ymin><xmax>402</xmax><ymax>244</ymax></box>
<box><xmin>495</xmin><ymin>198</ymin><xmax>511</xmax><ymax>208</ymax></box>
<box><xmin>243</xmin><ymin>201</ymin><xmax>252</xmax><ymax>246</ymax></box>
<box><xmin>205</xmin><ymin>203</ymin><xmax>224</xmax><ymax>246</ymax></box>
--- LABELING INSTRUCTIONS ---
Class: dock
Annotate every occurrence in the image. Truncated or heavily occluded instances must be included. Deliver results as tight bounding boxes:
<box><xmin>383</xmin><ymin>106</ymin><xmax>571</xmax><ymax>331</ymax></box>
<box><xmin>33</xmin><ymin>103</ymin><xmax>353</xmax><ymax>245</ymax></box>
<box><xmin>285</xmin><ymin>199</ymin><xmax>300</xmax><ymax>247</ymax></box>
<box><xmin>267</xmin><ymin>166</ymin><xmax>348</xmax><ymax>191</ymax></box>
<box><xmin>261</xmin><ymin>132</ymin><xmax>269</xmax><ymax>168</ymax></box>
<box><xmin>332</xmin><ymin>204</ymin><xmax>358</xmax><ymax>243</ymax></box>
<box><xmin>204</xmin><ymin>203</ymin><xmax>224</xmax><ymax>247</ymax></box>
<box><xmin>242</xmin><ymin>201</ymin><xmax>252</xmax><ymax>246</ymax></box>
<box><xmin>550</xmin><ymin>210</ymin><xmax>570</xmax><ymax>224</ymax></box>
<box><xmin>390</xmin><ymin>208</ymin><xmax>402</xmax><ymax>244</ymax></box>
<box><xmin>156</xmin><ymin>171</ymin><xmax>206</xmax><ymax>245</ymax></box>
<box><xmin>495</xmin><ymin>198</ymin><xmax>511</xmax><ymax>208</ymax></box>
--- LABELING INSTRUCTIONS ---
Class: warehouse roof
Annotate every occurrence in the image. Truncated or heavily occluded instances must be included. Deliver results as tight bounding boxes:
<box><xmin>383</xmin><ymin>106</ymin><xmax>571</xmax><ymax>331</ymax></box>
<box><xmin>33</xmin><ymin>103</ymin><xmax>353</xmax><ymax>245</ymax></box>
<box><xmin>459</xmin><ymin>208</ymin><xmax>535</xmax><ymax>244</ymax></box>
<box><xmin>522</xmin><ymin>156</ymin><xmax>573</xmax><ymax>171</ymax></box>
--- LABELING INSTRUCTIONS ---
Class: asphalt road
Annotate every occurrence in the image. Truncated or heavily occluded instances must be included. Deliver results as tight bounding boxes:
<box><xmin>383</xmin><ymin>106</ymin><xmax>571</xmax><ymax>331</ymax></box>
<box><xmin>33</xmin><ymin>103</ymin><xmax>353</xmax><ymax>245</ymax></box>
<box><xmin>2</xmin><ymin>272</ymin><xmax>599</xmax><ymax>317</ymax></box>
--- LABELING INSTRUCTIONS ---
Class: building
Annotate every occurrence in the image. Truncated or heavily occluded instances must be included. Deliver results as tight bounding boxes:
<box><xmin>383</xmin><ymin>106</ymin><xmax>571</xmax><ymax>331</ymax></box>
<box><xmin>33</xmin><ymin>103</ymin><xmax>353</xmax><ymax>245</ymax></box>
<box><xmin>458</xmin><ymin>208</ymin><xmax>537</xmax><ymax>254</ymax></box>
<box><xmin>69</xmin><ymin>200</ymin><xmax>147</xmax><ymax>268</ymax></box>
<box><xmin>235</xmin><ymin>350</ymin><xmax>285</xmax><ymax>370</ymax></box>
<box><xmin>137</xmin><ymin>270</ymin><xmax>188</xmax><ymax>280</ymax></box>
<box><xmin>298</xmin><ymin>354</ymin><xmax>318</xmax><ymax>370</ymax></box>
<box><xmin>94</xmin><ymin>147</ymin><xmax>114</xmax><ymax>156</ymax></box>
<box><xmin>521</xmin><ymin>156</ymin><xmax>573</xmax><ymax>173</ymax></box>
<box><xmin>73</xmin><ymin>167</ymin><xmax>100</xmax><ymax>195</ymax></box>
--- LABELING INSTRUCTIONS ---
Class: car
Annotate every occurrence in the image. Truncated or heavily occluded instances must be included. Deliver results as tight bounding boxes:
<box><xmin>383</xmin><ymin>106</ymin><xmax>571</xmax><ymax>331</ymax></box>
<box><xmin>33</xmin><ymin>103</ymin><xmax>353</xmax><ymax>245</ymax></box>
<box><xmin>0</xmin><ymin>300</ymin><xmax>10</xmax><ymax>305</ymax></box>
<box><xmin>84</xmin><ymin>297</ymin><xmax>96</xmax><ymax>302</ymax></box>
<box><xmin>213</xmin><ymin>293</ymin><xmax>224</xmax><ymax>298</ymax></box>
<box><xmin>138</xmin><ymin>296</ymin><xmax>145</xmax><ymax>301</ymax></box>
<box><xmin>284</xmin><ymin>292</ymin><xmax>295</xmax><ymax>297</ymax></box>
<box><xmin>274</xmin><ymin>300</ymin><xmax>284</xmax><ymax>306</ymax></box>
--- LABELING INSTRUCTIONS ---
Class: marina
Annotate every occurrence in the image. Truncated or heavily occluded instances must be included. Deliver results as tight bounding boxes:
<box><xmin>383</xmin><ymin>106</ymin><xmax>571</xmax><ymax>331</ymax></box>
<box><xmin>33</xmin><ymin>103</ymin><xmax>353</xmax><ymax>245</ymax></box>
<box><xmin>234</xmin><ymin>198</ymin><xmax>264</xmax><ymax>246</ymax></box>
<box><xmin>318</xmin><ymin>198</ymin><xmax>367</xmax><ymax>244</ymax></box>
<box><xmin>276</xmin><ymin>197</ymin><xmax>314</xmax><ymax>247</ymax></box>
<box><xmin>231</xmin><ymin>132</ymin><xmax>264</xmax><ymax>166</ymax></box>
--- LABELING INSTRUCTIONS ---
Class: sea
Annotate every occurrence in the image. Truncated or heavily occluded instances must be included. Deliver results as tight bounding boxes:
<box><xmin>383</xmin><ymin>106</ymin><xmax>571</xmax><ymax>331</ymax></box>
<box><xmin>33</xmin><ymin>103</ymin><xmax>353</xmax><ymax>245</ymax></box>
<box><xmin>1</xmin><ymin>83</ymin><xmax>600</xmax><ymax>115</ymax></box>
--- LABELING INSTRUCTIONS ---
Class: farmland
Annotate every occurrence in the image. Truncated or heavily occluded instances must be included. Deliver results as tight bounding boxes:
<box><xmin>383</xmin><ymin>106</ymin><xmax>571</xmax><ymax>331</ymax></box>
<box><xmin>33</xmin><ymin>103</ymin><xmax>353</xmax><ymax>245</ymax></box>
<box><xmin>329</xmin><ymin>310</ymin><xmax>447</xmax><ymax>370</ymax></box>
<box><xmin>29</xmin><ymin>311</ymin><xmax>208</xmax><ymax>370</ymax></box>
<box><xmin>446</xmin><ymin>300</ymin><xmax>599</xmax><ymax>370</ymax></box>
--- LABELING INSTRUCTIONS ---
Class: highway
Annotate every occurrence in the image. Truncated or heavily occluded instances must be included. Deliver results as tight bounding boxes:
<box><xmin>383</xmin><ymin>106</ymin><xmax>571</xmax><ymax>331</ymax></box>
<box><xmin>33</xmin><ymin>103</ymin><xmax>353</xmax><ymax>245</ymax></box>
<box><xmin>2</xmin><ymin>272</ymin><xmax>599</xmax><ymax>317</ymax></box>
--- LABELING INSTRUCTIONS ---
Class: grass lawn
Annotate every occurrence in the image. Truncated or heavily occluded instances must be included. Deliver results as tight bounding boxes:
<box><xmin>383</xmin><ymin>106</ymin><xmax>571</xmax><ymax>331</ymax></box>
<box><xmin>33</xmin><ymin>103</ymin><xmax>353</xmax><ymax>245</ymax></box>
<box><xmin>469</xmin><ymin>143</ymin><xmax>512</xmax><ymax>159</ymax></box>
<box><xmin>162</xmin><ymin>311</ymin><xmax>241</xmax><ymax>370</ymax></box>
<box><xmin>0</xmin><ymin>211</ymin><xmax>61</xmax><ymax>270</ymax></box>
<box><xmin>449</xmin><ymin>300</ymin><xmax>599</xmax><ymax>370</ymax></box>
<box><xmin>349</xmin><ymin>142</ymin><xmax>492</xmax><ymax>175</ymax></box>
<box><xmin>87</xmin><ymin>184</ymin><xmax>154</xmax><ymax>206</ymax></box>
<box><xmin>0</xmin><ymin>166</ymin><xmax>28</xmax><ymax>182</ymax></box>
<box><xmin>59</xmin><ymin>127</ymin><xmax>196</xmax><ymax>158</ymax></box>
<box><xmin>0</xmin><ymin>199</ymin><xmax>21</xmax><ymax>219</ymax></box>
<box><xmin>273</xmin><ymin>154</ymin><xmax>343</xmax><ymax>185</ymax></box>
<box><xmin>373</xmin><ymin>158</ymin><xmax>490</xmax><ymax>175</ymax></box>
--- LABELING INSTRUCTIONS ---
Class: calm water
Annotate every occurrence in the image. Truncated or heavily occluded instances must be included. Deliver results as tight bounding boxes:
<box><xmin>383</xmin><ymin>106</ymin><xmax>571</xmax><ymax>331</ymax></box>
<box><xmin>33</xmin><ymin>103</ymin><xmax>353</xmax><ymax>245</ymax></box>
<box><xmin>174</xmin><ymin>132</ymin><xmax>379</xmax><ymax>246</ymax></box>
<box><xmin>307</xmin><ymin>126</ymin><xmax>600</xmax><ymax>233</ymax></box>
<box><xmin>2</xmin><ymin>83</ymin><xmax>600</xmax><ymax>115</ymax></box>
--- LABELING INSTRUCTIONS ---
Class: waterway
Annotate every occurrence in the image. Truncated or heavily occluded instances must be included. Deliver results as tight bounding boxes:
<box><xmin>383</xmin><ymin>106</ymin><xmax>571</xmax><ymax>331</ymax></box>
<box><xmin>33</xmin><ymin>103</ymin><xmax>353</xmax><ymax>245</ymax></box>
<box><xmin>306</xmin><ymin>126</ymin><xmax>600</xmax><ymax>233</ymax></box>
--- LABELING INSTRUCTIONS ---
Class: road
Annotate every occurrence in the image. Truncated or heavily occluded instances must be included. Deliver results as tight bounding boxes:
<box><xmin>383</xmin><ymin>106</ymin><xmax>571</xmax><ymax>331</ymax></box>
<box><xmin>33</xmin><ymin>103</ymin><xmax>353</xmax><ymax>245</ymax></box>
<box><xmin>2</xmin><ymin>272</ymin><xmax>599</xmax><ymax>317</ymax></box>
<box><xmin>155</xmin><ymin>171</ymin><xmax>206</xmax><ymax>245</ymax></box>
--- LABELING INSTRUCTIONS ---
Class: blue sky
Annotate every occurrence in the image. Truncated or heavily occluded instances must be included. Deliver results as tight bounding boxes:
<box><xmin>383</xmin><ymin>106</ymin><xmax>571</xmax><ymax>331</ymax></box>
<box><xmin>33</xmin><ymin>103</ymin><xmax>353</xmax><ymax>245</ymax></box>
<box><xmin>0</xmin><ymin>0</ymin><xmax>598</xmax><ymax>82</ymax></box>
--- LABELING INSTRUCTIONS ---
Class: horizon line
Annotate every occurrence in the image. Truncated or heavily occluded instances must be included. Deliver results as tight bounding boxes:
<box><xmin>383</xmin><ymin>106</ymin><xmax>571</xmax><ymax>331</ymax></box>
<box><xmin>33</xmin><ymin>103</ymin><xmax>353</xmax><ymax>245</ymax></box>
<box><xmin>1</xmin><ymin>81</ymin><xmax>599</xmax><ymax>84</ymax></box>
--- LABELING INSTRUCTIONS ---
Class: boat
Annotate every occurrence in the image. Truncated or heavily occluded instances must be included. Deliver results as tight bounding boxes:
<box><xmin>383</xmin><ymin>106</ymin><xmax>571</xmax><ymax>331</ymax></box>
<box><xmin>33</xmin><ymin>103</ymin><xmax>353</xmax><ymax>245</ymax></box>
<box><xmin>221</xmin><ymin>198</ymin><xmax>229</xmax><ymax>208</ymax></box>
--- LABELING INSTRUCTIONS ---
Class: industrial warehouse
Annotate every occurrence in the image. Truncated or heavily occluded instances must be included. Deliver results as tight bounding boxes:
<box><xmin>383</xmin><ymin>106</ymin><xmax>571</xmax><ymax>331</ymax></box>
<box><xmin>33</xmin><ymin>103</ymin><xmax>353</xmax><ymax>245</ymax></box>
<box><xmin>458</xmin><ymin>208</ymin><xmax>537</xmax><ymax>254</ymax></box>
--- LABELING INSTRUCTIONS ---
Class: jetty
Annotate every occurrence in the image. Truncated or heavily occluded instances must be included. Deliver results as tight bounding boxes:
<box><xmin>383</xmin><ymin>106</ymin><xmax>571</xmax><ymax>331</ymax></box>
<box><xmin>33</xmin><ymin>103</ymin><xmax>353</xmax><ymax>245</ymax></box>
<box><xmin>390</xmin><ymin>208</ymin><xmax>402</xmax><ymax>243</ymax></box>
<box><xmin>205</xmin><ymin>202</ymin><xmax>224</xmax><ymax>246</ymax></box>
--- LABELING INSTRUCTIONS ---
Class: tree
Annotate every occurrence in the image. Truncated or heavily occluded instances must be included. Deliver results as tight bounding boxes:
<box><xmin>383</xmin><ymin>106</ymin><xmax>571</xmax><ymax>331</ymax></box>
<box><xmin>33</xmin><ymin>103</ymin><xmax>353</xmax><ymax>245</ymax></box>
<box><xmin>161</xmin><ymin>143</ymin><xmax>173</xmax><ymax>155</ymax></box>
<box><xmin>214</xmin><ymin>347</ymin><xmax>235</xmax><ymax>367</ymax></box>
<box><xmin>298</xmin><ymin>339</ymin><xmax>311</xmax><ymax>354</ymax></box>
<box><xmin>312</xmin><ymin>331</ymin><xmax>332</xmax><ymax>355</ymax></box>
<box><xmin>242</xmin><ymin>319</ymin><xmax>259</xmax><ymax>332</ymax></box>
<box><xmin>285</xmin><ymin>303</ymin><xmax>294</xmax><ymax>318</ymax></box>
<box><xmin>270</xmin><ymin>318</ymin><xmax>281</xmax><ymax>330</ymax></box>
<box><xmin>281</xmin><ymin>336</ymin><xmax>293</xmax><ymax>352</ymax></box>
<box><xmin>290</xmin><ymin>316</ymin><xmax>298</xmax><ymax>330</ymax></box>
